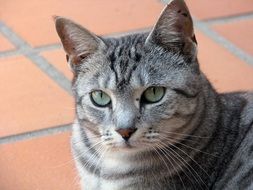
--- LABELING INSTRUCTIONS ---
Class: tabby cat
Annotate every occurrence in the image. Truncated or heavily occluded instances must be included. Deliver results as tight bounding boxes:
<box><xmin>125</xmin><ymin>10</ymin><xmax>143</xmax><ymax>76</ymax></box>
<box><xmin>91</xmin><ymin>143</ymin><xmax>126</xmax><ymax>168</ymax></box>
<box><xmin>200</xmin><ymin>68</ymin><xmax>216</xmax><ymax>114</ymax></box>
<box><xmin>55</xmin><ymin>0</ymin><xmax>253</xmax><ymax>189</ymax></box>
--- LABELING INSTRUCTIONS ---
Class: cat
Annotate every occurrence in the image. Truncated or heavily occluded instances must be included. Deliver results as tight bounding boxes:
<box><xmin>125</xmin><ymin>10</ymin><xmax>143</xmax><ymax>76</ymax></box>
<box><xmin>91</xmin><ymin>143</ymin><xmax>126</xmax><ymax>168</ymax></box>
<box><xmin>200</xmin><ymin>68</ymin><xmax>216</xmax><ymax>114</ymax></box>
<box><xmin>54</xmin><ymin>0</ymin><xmax>253</xmax><ymax>189</ymax></box>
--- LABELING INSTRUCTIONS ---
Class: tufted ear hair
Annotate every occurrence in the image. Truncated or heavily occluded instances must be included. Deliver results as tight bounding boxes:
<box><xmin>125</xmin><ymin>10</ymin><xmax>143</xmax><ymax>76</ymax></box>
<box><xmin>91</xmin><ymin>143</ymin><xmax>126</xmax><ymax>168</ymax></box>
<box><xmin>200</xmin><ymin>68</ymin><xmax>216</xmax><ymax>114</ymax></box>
<box><xmin>54</xmin><ymin>16</ymin><xmax>106</xmax><ymax>69</ymax></box>
<box><xmin>146</xmin><ymin>0</ymin><xmax>197</xmax><ymax>56</ymax></box>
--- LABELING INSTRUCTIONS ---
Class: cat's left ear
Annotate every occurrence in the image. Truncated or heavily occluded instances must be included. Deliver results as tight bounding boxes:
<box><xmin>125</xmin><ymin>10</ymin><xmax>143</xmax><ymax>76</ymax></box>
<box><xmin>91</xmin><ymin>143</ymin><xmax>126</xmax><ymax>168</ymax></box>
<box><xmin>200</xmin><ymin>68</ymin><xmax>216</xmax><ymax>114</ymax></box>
<box><xmin>146</xmin><ymin>0</ymin><xmax>197</xmax><ymax>56</ymax></box>
<box><xmin>54</xmin><ymin>16</ymin><xmax>106</xmax><ymax>71</ymax></box>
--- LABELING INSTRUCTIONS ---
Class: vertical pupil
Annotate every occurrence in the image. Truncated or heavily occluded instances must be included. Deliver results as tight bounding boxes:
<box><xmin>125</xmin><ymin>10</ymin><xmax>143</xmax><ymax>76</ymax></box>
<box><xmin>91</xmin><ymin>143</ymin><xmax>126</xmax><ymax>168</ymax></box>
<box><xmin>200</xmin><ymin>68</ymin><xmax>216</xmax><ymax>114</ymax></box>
<box><xmin>100</xmin><ymin>91</ymin><xmax>103</xmax><ymax>99</ymax></box>
<box><xmin>152</xmin><ymin>87</ymin><xmax>156</xmax><ymax>95</ymax></box>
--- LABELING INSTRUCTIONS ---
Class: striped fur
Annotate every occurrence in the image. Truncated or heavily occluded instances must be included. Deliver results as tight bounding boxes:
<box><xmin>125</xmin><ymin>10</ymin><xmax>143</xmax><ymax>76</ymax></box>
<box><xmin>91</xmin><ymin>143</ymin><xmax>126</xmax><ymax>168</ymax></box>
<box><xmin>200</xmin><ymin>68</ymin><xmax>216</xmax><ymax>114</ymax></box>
<box><xmin>55</xmin><ymin>0</ymin><xmax>253</xmax><ymax>189</ymax></box>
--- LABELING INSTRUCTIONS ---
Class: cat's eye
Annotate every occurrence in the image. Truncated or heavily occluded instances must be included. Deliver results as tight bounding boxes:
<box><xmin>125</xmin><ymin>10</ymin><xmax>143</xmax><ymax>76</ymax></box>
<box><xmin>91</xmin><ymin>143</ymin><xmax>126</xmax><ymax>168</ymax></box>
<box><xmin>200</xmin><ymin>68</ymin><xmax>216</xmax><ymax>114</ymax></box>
<box><xmin>142</xmin><ymin>87</ymin><xmax>165</xmax><ymax>104</ymax></box>
<box><xmin>90</xmin><ymin>90</ymin><xmax>111</xmax><ymax>107</ymax></box>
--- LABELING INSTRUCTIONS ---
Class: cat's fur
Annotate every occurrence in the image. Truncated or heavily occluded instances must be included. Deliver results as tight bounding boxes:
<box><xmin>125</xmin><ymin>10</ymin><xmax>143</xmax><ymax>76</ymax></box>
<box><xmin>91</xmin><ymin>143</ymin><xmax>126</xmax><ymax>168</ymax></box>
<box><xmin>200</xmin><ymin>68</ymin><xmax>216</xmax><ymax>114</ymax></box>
<box><xmin>55</xmin><ymin>0</ymin><xmax>253</xmax><ymax>189</ymax></box>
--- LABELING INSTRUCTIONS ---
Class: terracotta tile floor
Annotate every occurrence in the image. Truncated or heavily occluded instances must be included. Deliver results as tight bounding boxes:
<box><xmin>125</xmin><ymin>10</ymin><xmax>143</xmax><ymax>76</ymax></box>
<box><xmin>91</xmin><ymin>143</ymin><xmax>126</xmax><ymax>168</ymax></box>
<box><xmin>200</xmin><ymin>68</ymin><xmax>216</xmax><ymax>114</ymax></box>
<box><xmin>212</xmin><ymin>19</ymin><xmax>253</xmax><ymax>55</ymax></box>
<box><xmin>185</xmin><ymin>0</ymin><xmax>253</xmax><ymax>20</ymax></box>
<box><xmin>0</xmin><ymin>0</ymin><xmax>253</xmax><ymax>189</ymax></box>
<box><xmin>0</xmin><ymin>33</ymin><xmax>14</xmax><ymax>52</ymax></box>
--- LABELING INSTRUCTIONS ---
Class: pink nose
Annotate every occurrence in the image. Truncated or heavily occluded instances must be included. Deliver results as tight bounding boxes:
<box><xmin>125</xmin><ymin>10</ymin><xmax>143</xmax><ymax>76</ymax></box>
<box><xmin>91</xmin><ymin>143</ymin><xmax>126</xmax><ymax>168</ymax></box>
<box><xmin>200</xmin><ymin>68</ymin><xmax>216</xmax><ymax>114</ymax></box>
<box><xmin>116</xmin><ymin>128</ymin><xmax>137</xmax><ymax>141</ymax></box>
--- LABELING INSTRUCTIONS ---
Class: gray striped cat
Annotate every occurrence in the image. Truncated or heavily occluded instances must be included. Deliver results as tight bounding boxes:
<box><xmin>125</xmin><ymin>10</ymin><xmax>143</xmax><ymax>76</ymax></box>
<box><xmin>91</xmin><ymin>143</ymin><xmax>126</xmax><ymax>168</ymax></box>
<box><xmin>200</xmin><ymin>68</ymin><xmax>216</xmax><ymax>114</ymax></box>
<box><xmin>55</xmin><ymin>0</ymin><xmax>253</xmax><ymax>189</ymax></box>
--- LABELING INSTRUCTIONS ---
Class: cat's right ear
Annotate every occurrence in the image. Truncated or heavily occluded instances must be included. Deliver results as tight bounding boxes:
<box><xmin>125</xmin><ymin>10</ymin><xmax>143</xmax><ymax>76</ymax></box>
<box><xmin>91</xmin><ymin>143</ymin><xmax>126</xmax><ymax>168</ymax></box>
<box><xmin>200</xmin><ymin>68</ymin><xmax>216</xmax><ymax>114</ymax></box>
<box><xmin>54</xmin><ymin>16</ymin><xmax>106</xmax><ymax>70</ymax></box>
<box><xmin>145</xmin><ymin>0</ymin><xmax>197</xmax><ymax>56</ymax></box>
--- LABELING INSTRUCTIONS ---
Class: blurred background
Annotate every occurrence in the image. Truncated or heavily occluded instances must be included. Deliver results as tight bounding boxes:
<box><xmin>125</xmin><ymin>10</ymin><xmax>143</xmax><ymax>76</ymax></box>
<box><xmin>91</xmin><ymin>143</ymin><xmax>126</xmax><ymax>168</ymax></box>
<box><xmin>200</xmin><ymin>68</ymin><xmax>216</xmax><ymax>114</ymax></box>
<box><xmin>0</xmin><ymin>0</ymin><xmax>253</xmax><ymax>189</ymax></box>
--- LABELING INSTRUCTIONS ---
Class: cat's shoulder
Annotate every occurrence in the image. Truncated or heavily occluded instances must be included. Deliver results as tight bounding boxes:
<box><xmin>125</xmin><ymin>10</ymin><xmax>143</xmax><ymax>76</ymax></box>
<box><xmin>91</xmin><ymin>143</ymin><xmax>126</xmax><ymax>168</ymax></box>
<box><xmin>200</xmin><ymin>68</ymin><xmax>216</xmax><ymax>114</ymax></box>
<box><xmin>237</xmin><ymin>91</ymin><xmax>253</xmax><ymax>127</ymax></box>
<box><xmin>215</xmin><ymin>92</ymin><xmax>253</xmax><ymax>189</ymax></box>
<box><xmin>221</xmin><ymin>91</ymin><xmax>253</xmax><ymax>127</ymax></box>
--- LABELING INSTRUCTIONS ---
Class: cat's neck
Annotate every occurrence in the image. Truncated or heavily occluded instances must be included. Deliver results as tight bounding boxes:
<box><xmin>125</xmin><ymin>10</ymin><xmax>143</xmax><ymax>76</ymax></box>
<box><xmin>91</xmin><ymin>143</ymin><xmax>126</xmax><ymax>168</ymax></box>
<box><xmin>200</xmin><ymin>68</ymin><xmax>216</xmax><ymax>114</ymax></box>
<box><xmin>181</xmin><ymin>74</ymin><xmax>249</xmax><ymax>188</ymax></box>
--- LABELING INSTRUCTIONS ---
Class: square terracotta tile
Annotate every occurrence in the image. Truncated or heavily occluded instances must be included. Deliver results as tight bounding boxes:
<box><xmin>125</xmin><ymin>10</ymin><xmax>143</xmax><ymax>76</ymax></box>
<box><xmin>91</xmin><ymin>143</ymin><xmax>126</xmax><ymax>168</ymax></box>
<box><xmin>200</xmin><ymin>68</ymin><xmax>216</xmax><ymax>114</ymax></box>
<box><xmin>0</xmin><ymin>56</ymin><xmax>74</xmax><ymax>137</ymax></box>
<box><xmin>185</xmin><ymin>0</ymin><xmax>253</xmax><ymax>20</ymax></box>
<box><xmin>0</xmin><ymin>132</ymin><xmax>79</xmax><ymax>190</ymax></box>
<box><xmin>0</xmin><ymin>0</ymin><xmax>163</xmax><ymax>47</ymax></box>
<box><xmin>212</xmin><ymin>19</ymin><xmax>253</xmax><ymax>55</ymax></box>
<box><xmin>196</xmin><ymin>30</ymin><xmax>253</xmax><ymax>92</ymax></box>
<box><xmin>41</xmin><ymin>49</ymin><xmax>73</xmax><ymax>80</ymax></box>
<box><xmin>0</xmin><ymin>33</ymin><xmax>15</xmax><ymax>52</ymax></box>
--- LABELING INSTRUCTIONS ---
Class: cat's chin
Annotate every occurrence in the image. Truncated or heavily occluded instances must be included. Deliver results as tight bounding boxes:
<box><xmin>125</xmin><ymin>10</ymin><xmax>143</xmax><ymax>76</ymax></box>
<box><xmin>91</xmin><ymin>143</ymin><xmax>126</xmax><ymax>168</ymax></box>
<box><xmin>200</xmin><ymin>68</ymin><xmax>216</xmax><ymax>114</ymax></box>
<box><xmin>106</xmin><ymin>141</ymin><xmax>150</xmax><ymax>153</ymax></box>
<box><xmin>110</xmin><ymin>142</ymin><xmax>135</xmax><ymax>149</ymax></box>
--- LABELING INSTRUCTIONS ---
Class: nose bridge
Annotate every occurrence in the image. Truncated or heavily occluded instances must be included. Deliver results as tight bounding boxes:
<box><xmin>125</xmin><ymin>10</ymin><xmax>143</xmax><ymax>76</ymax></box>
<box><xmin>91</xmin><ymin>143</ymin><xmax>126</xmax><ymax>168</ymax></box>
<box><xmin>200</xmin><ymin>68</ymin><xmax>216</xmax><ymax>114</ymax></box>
<box><xmin>114</xmin><ymin>101</ymin><xmax>137</xmax><ymax>129</ymax></box>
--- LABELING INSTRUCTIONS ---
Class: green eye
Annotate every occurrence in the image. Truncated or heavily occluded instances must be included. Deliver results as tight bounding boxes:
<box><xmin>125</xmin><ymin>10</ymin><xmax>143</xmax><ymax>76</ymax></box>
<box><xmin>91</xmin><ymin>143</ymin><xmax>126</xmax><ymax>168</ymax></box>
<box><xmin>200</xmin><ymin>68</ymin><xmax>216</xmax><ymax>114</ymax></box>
<box><xmin>142</xmin><ymin>87</ymin><xmax>165</xmax><ymax>103</ymax></box>
<box><xmin>90</xmin><ymin>90</ymin><xmax>111</xmax><ymax>107</ymax></box>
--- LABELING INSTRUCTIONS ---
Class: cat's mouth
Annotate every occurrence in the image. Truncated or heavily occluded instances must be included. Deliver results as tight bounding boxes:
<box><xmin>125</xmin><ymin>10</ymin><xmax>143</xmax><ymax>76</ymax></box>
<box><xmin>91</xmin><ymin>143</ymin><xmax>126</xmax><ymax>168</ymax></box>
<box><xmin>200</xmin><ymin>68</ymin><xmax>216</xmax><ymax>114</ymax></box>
<box><xmin>111</xmin><ymin>141</ymin><xmax>135</xmax><ymax>149</ymax></box>
<box><xmin>106</xmin><ymin>140</ymin><xmax>152</xmax><ymax>152</ymax></box>
<box><xmin>103</xmin><ymin>139</ymin><xmax>142</xmax><ymax>151</ymax></box>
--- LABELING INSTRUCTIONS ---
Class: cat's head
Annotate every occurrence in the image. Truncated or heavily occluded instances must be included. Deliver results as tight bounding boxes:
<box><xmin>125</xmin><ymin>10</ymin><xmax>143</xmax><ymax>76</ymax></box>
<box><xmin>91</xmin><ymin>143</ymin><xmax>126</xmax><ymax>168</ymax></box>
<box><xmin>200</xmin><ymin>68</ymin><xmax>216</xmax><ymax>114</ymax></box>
<box><xmin>55</xmin><ymin>0</ymin><xmax>202</xmax><ymax>152</ymax></box>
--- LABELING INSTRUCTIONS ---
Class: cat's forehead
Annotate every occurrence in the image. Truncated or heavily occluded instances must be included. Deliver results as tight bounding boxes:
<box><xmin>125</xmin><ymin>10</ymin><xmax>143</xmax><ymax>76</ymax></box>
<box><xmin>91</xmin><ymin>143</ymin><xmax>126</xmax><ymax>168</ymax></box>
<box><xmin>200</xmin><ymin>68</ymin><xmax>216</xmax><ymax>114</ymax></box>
<box><xmin>103</xmin><ymin>33</ymin><xmax>194</xmax><ymax>69</ymax></box>
<box><xmin>95</xmin><ymin>34</ymin><xmax>147</xmax><ymax>90</ymax></box>
<box><xmin>104</xmin><ymin>33</ymin><xmax>147</xmax><ymax>61</ymax></box>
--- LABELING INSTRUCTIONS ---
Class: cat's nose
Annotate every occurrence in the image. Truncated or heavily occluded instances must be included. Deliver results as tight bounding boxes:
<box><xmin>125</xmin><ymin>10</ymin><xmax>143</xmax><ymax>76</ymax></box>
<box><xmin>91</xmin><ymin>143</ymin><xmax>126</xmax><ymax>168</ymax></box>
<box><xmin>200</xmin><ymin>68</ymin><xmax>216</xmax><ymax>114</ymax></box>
<box><xmin>116</xmin><ymin>128</ymin><xmax>137</xmax><ymax>141</ymax></box>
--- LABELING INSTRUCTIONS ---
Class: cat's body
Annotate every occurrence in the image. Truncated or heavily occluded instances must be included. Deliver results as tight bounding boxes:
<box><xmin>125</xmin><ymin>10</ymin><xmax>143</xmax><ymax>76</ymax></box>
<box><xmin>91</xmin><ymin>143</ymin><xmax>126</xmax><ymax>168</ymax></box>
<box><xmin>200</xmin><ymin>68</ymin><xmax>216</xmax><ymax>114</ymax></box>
<box><xmin>55</xmin><ymin>0</ymin><xmax>253</xmax><ymax>189</ymax></box>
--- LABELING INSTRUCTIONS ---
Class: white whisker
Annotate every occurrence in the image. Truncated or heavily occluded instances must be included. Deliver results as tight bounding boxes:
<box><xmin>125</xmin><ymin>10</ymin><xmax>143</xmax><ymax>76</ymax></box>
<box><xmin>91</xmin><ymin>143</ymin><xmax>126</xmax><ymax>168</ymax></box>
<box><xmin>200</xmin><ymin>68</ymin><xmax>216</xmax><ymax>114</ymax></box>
<box><xmin>163</xmin><ymin>131</ymin><xmax>211</xmax><ymax>139</ymax></box>
<box><xmin>161</xmin><ymin>134</ymin><xmax>218</xmax><ymax>158</ymax></box>
<box><xmin>143</xmin><ymin>142</ymin><xmax>176</xmax><ymax>190</ymax></box>
<box><xmin>156</xmin><ymin>143</ymin><xmax>186</xmax><ymax>190</ymax></box>
<box><xmin>159</xmin><ymin>140</ymin><xmax>208</xmax><ymax>189</ymax></box>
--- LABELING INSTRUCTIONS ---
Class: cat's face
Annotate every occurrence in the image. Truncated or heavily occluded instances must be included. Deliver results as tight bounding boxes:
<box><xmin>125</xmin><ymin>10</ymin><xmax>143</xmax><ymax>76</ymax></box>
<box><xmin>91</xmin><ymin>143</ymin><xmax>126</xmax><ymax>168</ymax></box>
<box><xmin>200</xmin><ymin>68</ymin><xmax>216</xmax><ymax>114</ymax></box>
<box><xmin>55</xmin><ymin>0</ymin><xmax>201</xmax><ymax>152</ymax></box>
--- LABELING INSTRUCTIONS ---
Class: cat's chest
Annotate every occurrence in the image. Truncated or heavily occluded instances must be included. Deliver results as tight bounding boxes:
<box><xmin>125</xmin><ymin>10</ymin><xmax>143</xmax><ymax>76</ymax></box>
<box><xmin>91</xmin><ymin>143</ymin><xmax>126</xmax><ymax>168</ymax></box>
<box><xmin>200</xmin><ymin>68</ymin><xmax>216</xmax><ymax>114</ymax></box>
<box><xmin>99</xmin><ymin>179</ymin><xmax>135</xmax><ymax>190</ymax></box>
<box><xmin>82</xmin><ymin>165</ymin><xmax>143</xmax><ymax>190</ymax></box>
<box><xmin>99</xmin><ymin>157</ymin><xmax>141</xmax><ymax>189</ymax></box>
<box><xmin>77</xmin><ymin>161</ymin><xmax>136</xmax><ymax>190</ymax></box>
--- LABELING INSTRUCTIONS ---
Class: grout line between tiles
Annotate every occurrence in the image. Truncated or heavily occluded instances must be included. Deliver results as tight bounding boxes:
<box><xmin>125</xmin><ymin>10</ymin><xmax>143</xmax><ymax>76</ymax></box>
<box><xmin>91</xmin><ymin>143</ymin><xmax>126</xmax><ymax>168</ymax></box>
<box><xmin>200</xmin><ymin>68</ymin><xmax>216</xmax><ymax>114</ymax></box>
<box><xmin>0</xmin><ymin>27</ymin><xmax>152</xmax><ymax>58</ymax></box>
<box><xmin>194</xmin><ymin>19</ymin><xmax>253</xmax><ymax>66</ymax></box>
<box><xmin>0</xmin><ymin>21</ymin><xmax>72</xmax><ymax>95</ymax></box>
<box><xmin>0</xmin><ymin>49</ymin><xmax>22</xmax><ymax>58</ymax></box>
<box><xmin>203</xmin><ymin>12</ymin><xmax>253</xmax><ymax>25</ymax></box>
<box><xmin>33</xmin><ymin>43</ymin><xmax>63</xmax><ymax>53</ymax></box>
<box><xmin>160</xmin><ymin>0</ymin><xmax>170</xmax><ymax>4</ymax></box>
<box><xmin>0</xmin><ymin>123</ymin><xmax>72</xmax><ymax>145</ymax></box>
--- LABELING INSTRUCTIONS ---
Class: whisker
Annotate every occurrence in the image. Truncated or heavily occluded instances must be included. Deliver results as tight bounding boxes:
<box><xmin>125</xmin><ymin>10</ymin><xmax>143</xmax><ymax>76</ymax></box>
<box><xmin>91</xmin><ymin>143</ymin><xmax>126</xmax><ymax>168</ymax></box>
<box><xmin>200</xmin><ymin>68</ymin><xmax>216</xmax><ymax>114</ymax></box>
<box><xmin>72</xmin><ymin>172</ymin><xmax>81</xmax><ymax>190</ymax></box>
<box><xmin>80</xmin><ymin>143</ymin><xmax>105</xmax><ymax>174</ymax></box>
<box><xmin>72</xmin><ymin>136</ymin><xmax>101</xmax><ymax>145</ymax></box>
<box><xmin>159</xmin><ymin>140</ymin><xmax>208</xmax><ymax>189</ymax></box>
<box><xmin>155</xmin><ymin>143</ymin><xmax>186</xmax><ymax>190</ymax></box>
<box><xmin>163</xmin><ymin>134</ymin><xmax>202</xmax><ymax>144</ymax></box>
<box><xmin>72</xmin><ymin>134</ymin><xmax>102</xmax><ymax>144</ymax></box>
<box><xmin>72</xmin><ymin>144</ymin><xmax>105</xmax><ymax>186</ymax></box>
<box><xmin>148</xmin><ymin>150</ymin><xmax>163</xmax><ymax>188</ymax></box>
<box><xmin>61</xmin><ymin>107</ymin><xmax>76</xmax><ymax>110</ymax></box>
<box><xmin>162</xmin><ymin>131</ymin><xmax>211</xmax><ymax>139</ymax></box>
<box><xmin>156</xmin><ymin>142</ymin><xmax>199</xmax><ymax>190</ymax></box>
<box><xmin>92</xmin><ymin>146</ymin><xmax>108</xmax><ymax>176</ymax></box>
<box><xmin>53</xmin><ymin>140</ymin><xmax>104</xmax><ymax>169</ymax></box>
<box><xmin>145</xmin><ymin>143</ymin><xmax>177</xmax><ymax>190</ymax></box>
<box><xmin>161</xmin><ymin>134</ymin><xmax>218</xmax><ymax>158</ymax></box>
<box><xmin>163</xmin><ymin>138</ymin><xmax>211</xmax><ymax>179</ymax></box>
<box><xmin>75</xmin><ymin>141</ymin><xmax>103</xmax><ymax>161</ymax></box>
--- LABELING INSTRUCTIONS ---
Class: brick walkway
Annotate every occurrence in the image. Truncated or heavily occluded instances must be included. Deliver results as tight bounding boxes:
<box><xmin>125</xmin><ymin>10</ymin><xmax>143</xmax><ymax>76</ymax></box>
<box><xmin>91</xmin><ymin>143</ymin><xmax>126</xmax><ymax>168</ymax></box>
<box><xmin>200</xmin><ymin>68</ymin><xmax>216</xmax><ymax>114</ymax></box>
<box><xmin>0</xmin><ymin>0</ymin><xmax>253</xmax><ymax>189</ymax></box>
